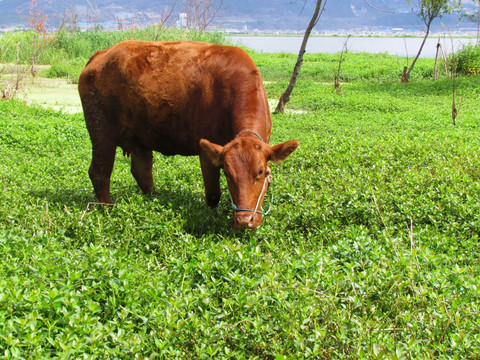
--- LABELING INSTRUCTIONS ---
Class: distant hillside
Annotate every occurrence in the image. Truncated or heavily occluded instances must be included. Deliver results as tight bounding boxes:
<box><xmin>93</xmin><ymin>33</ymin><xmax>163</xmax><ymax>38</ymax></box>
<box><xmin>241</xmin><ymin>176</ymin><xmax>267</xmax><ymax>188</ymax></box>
<box><xmin>0</xmin><ymin>0</ymin><xmax>472</xmax><ymax>33</ymax></box>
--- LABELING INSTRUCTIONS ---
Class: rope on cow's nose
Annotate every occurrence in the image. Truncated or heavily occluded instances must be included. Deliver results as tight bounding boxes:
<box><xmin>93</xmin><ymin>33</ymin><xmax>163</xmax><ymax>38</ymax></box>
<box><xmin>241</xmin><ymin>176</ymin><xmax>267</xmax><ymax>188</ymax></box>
<box><xmin>229</xmin><ymin>168</ymin><xmax>273</xmax><ymax>217</ymax></box>
<box><xmin>231</xmin><ymin>192</ymin><xmax>273</xmax><ymax>216</ymax></box>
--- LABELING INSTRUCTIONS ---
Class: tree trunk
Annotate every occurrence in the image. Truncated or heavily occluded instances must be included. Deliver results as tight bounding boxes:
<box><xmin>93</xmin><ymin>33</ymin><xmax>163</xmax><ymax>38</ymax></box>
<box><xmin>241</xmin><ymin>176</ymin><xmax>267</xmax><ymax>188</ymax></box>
<box><xmin>433</xmin><ymin>40</ymin><xmax>441</xmax><ymax>81</ymax></box>
<box><xmin>334</xmin><ymin>35</ymin><xmax>350</xmax><ymax>95</ymax></box>
<box><xmin>477</xmin><ymin>3</ymin><xmax>480</xmax><ymax>44</ymax></box>
<box><xmin>275</xmin><ymin>0</ymin><xmax>325</xmax><ymax>113</ymax></box>
<box><xmin>403</xmin><ymin>20</ymin><xmax>432</xmax><ymax>83</ymax></box>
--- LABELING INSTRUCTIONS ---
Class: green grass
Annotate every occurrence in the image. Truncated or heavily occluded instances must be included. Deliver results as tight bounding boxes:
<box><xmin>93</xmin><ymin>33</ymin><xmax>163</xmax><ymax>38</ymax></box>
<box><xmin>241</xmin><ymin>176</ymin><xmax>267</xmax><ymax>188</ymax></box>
<box><xmin>1</xmin><ymin>49</ymin><xmax>480</xmax><ymax>358</ymax></box>
<box><xmin>253</xmin><ymin>51</ymin><xmax>437</xmax><ymax>83</ymax></box>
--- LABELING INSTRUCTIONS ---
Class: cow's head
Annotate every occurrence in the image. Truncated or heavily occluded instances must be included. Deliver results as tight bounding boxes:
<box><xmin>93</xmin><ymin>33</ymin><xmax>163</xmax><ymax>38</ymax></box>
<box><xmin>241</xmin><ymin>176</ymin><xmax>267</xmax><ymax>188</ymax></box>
<box><xmin>200</xmin><ymin>135</ymin><xmax>299</xmax><ymax>229</ymax></box>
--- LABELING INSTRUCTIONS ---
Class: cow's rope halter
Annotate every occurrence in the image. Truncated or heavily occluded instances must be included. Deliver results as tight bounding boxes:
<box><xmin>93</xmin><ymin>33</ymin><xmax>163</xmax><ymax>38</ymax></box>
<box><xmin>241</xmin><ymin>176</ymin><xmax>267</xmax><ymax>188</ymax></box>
<box><xmin>235</xmin><ymin>129</ymin><xmax>264</xmax><ymax>142</ymax></box>
<box><xmin>229</xmin><ymin>167</ymin><xmax>273</xmax><ymax>217</ymax></box>
<box><xmin>229</xmin><ymin>130</ymin><xmax>273</xmax><ymax>220</ymax></box>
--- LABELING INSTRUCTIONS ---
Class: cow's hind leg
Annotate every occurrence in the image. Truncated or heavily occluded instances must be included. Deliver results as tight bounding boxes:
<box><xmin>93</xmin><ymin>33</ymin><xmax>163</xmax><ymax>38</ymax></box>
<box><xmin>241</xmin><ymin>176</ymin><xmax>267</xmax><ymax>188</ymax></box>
<box><xmin>84</xmin><ymin>106</ymin><xmax>118</xmax><ymax>204</ymax></box>
<box><xmin>88</xmin><ymin>131</ymin><xmax>117</xmax><ymax>204</ymax></box>
<box><xmin>131</xmin><ymin>148</ymin><xmax>155</xmax><ymax>195</ymax></box>
<box><xmin>200</xmin><ymin>155</ymin><xmax>221</xmax><ymax>207</ymax></box>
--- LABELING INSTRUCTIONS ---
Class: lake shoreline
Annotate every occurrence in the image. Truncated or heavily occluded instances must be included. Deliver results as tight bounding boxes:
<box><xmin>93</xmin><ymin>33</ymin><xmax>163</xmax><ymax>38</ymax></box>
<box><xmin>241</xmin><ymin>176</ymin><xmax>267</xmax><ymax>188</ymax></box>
<box><xmin>227</xmin><ymin>33</ymin><xmax>479</xmax><ymax>39</ymax></box>
<box><xmin>227</xmin><ymin>35</ymin><xmax>478</xmax><ymax>58</ymax></box>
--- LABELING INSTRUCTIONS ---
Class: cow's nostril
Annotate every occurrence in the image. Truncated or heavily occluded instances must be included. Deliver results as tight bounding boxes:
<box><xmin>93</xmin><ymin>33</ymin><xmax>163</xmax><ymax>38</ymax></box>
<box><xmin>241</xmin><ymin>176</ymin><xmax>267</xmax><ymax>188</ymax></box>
<box><xmin>236</xmin><ymin>214</ymin><xmax>252</xmax><ymax>226</ymax></box>
<box><xmin>234</xmin><ymin>212</ymin><xmax>261</xmax><ymax>229</ymax></box>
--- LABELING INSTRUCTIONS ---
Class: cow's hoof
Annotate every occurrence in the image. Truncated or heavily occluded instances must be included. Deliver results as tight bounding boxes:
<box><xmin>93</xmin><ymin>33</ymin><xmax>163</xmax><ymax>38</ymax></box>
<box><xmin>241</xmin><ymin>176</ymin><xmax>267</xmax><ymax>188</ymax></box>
<box><xmin>206</xmin><ymin>194</ymin><xmax>221</xmax><ymax>208</ymax></box>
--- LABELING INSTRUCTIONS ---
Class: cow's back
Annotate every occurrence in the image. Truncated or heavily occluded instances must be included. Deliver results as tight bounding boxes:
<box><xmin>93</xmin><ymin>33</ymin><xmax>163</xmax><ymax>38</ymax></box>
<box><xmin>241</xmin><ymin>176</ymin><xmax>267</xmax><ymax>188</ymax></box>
<box><xmin>79</xmin><ymin>40</ymin><xmax>271</xmax><ymax>156</ymax></box>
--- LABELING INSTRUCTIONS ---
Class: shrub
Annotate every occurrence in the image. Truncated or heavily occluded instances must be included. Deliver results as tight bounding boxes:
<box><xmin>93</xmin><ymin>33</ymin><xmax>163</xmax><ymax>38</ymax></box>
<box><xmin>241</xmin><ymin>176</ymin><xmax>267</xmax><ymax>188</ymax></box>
<box><xmin>454</xmin><ymin>43</ymin><xmax>480</xmax><ymax>75</ymax></box>
<box><xmin>0</xmin><ymin>28</ymin><xmax>227</xmax><ymax>65</ymax></box>
<box><xmin>41</xmin><ymin>59</ymin><xmax>84</xmax><ymax>83</ymax></box>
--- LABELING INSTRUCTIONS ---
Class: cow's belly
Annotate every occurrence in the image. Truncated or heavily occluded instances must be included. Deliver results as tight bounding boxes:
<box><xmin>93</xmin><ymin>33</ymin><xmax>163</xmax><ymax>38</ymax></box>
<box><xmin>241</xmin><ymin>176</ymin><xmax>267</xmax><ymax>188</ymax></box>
<box><xmin>108</xmin><ymin>92</ymin><xmax>222</xmax><ymax>157</ymax></box>
<box><xmin>117</xmin><ymin>119</ymin><xmax>198</xmax><ymax>157</ymax></box>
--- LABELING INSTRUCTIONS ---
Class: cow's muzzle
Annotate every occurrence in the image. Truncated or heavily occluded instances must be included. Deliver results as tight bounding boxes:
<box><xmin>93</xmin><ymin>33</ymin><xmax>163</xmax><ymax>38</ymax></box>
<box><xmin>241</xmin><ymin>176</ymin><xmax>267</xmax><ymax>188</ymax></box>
<box><xmin>233</xmin><ymin>211</ymin><xmax>263</xmax><ymax>229</ymax></box>
<box><xmin>230</xmin><ymin>168</ymin><xmax>272</xmax><ymax>230</ymax></box>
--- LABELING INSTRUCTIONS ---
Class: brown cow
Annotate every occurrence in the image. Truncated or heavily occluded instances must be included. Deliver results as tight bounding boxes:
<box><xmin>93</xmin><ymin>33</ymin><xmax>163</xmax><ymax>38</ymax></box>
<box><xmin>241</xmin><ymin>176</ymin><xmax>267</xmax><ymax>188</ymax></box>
<box><xmin>78</xmin><ymin>40</ymin><xmax>299</xmax><ymax>229</ymax></box>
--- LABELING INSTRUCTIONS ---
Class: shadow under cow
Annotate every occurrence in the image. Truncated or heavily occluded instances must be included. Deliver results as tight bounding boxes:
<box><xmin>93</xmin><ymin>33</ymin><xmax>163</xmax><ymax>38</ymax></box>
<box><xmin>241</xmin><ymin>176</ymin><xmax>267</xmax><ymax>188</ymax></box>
<box><xmin>28</xmin><ymin>184</ymin><xmax>235</xmax><ymax>237</ymax></box>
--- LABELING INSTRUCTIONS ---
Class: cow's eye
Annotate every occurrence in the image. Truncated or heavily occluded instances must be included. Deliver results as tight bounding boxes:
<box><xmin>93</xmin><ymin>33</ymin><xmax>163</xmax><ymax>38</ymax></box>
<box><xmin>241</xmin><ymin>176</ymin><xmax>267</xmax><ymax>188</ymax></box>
<box><xmin>255</xmin><ymin>169</ymin><xmax>265</xmax><ymax>180</ymax></box>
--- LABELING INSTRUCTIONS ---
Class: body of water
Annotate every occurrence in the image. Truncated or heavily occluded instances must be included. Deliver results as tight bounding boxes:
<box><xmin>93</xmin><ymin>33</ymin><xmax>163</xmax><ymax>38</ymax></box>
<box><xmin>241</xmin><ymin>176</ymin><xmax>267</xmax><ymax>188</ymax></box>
<box><xmin>228</xmin><ymin>36</ymin><xmax>478</xmax><ymax>58</ymax></box>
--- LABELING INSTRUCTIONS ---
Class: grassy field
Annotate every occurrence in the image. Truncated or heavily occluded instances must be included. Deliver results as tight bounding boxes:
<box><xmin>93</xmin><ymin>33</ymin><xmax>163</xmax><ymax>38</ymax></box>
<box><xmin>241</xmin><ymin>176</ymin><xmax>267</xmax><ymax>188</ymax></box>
<box><xmin>1</xmin><ymin>41</ymin><xmax>480</xmax><ymax>358</ymax></box>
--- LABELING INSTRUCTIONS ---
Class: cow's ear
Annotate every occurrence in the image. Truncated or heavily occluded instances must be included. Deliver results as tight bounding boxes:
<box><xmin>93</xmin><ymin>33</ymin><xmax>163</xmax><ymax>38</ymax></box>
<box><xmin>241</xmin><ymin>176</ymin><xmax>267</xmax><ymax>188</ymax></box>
<box><xmin>269</xmin><ymin>140</ymin><xmax>300</xmax><ymax>164</ymax></box>
<box><xmin>200</xmin><ymin>139</ymin><xmax>224</xmax><ymax>167</ymax></box>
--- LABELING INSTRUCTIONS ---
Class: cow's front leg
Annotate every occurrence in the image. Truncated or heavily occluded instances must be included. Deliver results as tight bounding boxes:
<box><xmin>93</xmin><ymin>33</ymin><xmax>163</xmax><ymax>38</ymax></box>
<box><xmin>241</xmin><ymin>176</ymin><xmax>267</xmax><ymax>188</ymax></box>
<box><xmin>131</xmin><ymin>148</ymin><xmax>155</xmax><ymax>195</ymax></box>
<box><xmin>199</xmin><ymin>155</ymin><xmax>221</xmax><ymax>207</ymax></box>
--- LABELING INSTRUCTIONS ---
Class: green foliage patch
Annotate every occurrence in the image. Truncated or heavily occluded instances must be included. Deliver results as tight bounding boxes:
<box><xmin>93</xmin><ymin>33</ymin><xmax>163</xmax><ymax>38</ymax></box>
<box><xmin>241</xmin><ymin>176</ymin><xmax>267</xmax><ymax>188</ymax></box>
<box><xmin>1</xmin><ymin>48</ymin><xmax>480</xmax><ymax>358</ymax></box>
<box><xmin>40</xmin><ymin>59</ymin><xmax>85</xmax><ymax>84</ymax></box>
<box><xmin>0</xmin><ymin>28</ymin><xmax>226</xmax><ymax>65</ymax></box>
<box><xmin>454</xmin><ymin>43</ymin><xmax>480</xmax><ymax>75</ymax></box>
<box><xmin>255</xmin><ymin>51</ymin><xmax>437</xmax><ymax>83</ymax></box>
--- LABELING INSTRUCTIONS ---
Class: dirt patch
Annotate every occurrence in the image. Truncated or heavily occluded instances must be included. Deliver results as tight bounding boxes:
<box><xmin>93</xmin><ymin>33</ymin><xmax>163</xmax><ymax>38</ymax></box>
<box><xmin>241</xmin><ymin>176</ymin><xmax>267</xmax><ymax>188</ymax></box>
<box><xmin>3</xmin><ymin>69</ymin><xmax>305</xmax><ymax>116</ymax></box>
<box><xmin>25</xmin><ymin>77</ymin><xmax>82</xmax><ymax>114</ymax></box>
<box><xmin>268</xmin><ymin>99</ymin><xmax>307</xmax><ymax>114</ymax></box>
<box><xmin>1</xmin><ymin>64</ymin><xmax>82</xmax><ymax>113</ymax></box>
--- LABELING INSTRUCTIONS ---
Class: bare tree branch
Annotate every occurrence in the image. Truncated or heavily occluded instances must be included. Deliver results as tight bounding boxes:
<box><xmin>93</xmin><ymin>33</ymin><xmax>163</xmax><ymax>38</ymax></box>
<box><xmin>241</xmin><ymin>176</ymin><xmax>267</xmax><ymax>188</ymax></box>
<box><xmin>363</xmin><ymin>0</ymin><xmax>396</xmax><ymax>14</ymax></box>
<box><xmin>185</xmin><ymin>0</ymin><xmax>224</xmax><ymax>31</ymax></box>
<box><xmin>151</xmin><ymin>1</ymin><xmax>179</xmax><ymax>40</ymax></box>
<box><xmin>275</xmin><ymin>0</ymin><xmax>327</xmax><ymax>113</ymax></box>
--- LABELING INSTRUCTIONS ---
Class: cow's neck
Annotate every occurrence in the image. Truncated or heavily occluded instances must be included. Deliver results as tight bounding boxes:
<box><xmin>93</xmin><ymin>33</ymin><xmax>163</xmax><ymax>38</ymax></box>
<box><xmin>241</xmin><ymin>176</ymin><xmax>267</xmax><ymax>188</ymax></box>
<box><xmin>231</xmin><ymin>93</ymin><xmax>272</xmax><ymax>143</ymax></box>
<box><xmin>235</xmin><ymin>129</ymin><xmax>264</xmax><ymax>142</ymax></box>
<box><xmin>233</xmin><ymin>118</ymin><xmax>271</xmax><ymax>143</ymax></box>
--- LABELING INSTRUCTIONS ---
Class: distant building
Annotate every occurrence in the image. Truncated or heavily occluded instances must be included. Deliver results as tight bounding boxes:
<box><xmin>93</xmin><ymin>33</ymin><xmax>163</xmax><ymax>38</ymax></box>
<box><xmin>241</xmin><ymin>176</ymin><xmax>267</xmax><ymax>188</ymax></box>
<box><xmin>177</xmin><ymin>13</ymin><xmax>188</xmax><ymax>28</ymax></box>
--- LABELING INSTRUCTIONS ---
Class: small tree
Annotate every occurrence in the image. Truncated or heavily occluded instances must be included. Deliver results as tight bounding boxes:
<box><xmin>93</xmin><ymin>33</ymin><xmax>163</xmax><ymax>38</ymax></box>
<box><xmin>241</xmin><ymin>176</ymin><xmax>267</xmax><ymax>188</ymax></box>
<box><xmin>460</xmin><ymin>0</ymin><xmax>480</xmax><ymax>43</ymax></box>
<box><xmin>275</xmin><ymin>0</ymin><xmax>327</xmax><ymax>113</ymax></box>
<box><xmin>402</xmin><ymin>0</ymin><xmax>461</xmax><ymax>82</ymax></box>
<box><xmin>151</xmin><ymin>2</ymin><xmax>179</xmax><ymax>40</ymax></box>
<box><xmin>334</xmin><ymin>35</ymin><xmax>350</xmax><ymax>95</ymax></box>
<box><xmin>60</xmin><ymin>7</ymin><xmax>80</xmax><ymax>33</ymax></box>
<box><xmin>28</xmin><ymin>0</ymin><xmax>55</xmax><ymax>75</ymax></box>
<box><xmin>86</xmin><ymin>0</ymin><xmax>101</xmax><ymax>31</ymax></box>
<box><xmin>1</xmin><ymin>43</ymin><xmax>28</xmax><ymax>100</ymax></box>
<box><xmin>184</xmin><ymin>0</ymin><xmax>224</xmax><ymax>31</ymax></box>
